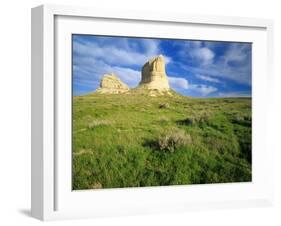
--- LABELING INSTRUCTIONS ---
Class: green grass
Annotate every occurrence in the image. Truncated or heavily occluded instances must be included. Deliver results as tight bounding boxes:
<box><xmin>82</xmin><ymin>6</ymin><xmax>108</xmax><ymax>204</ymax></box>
<box><xmin>72</xmin><ymin>91</ymin><xmax>252</xmax><ymax>190</ymax></box>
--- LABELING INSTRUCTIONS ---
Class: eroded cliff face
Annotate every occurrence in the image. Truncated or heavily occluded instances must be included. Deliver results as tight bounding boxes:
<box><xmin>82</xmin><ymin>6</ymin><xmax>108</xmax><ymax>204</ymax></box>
<box><xmin>138</xmin><ymin>55</ymin><xmax>170</xmax><ymax>90</ymax></box>
<box><xmin>96</xmin><ymin>73</ymin><xmax>129</xmax><ymax>94</ymax></box>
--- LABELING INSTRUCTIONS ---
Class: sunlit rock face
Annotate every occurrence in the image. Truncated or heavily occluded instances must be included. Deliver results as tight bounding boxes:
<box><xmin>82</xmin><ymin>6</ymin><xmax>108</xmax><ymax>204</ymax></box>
<box><xmin>138</xmin><ymin>55</ymin><xmax>170</xmax><ymax>91</ymax></box>
<box><xmin>96</xmin><ymin>73</ymin><xmax>129</xmax><ymax>94</ymax></box>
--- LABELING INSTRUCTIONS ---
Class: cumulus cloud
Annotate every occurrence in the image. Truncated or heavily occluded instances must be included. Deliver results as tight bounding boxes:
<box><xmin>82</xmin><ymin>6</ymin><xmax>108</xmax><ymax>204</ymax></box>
<box><xmin>167</xmin><ymin>75</ymin><xmax>217</xmax><ymax>96</ymax></box>
<box><xmin>195</xmin><ymin>74</ymin><xmax>221</xmax><ymax>83</ymax></box>
<box><xmin>177</xmin><ymin>41</ymin><xmax>215</xmax><ymax>65</ymax></box>
<box><xmin>168</xmin><ymin>77</ymin><xmax>189</xmax><ymax>89</ymax></box>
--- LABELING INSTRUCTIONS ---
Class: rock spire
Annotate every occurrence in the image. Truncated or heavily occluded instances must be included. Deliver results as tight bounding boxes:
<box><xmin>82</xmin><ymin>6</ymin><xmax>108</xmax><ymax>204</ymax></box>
<box><xmin>138</xmin><ymin>55</ymin><xmax>170</xmax><ymax>90</ymax></box>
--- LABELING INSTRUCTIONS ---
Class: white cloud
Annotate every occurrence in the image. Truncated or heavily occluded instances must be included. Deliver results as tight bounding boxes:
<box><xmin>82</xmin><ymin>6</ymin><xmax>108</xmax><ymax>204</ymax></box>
<box><xmin>177</xmin><ymin>41</ymin><xmax>215</xmax><ymax>66</ymax></box>
<box><xmin>190</xmin><ymin>47</ymin><xmax>215</xmax><ymax>65</ymax></box>
<box><xmin>190</xmin><ymin>84</ymin><xmax>218</xmax><ymax>96</ymax></box>
<box><xmin>168</xmin><ymin>77</ymin><xmax>189</xmax><ymax>89</ymax></box>
<box><xmin>191</xmin><ymin>41</ymin><xmax>202</xmax><ymax>48</ymax></box>
<box><xmin>73</xmin><ymin>41</ymin><xmax>151</xmax><ymax>66</ymax></box>
<box><xmin>141</xmin><ymin>39</ymin><xmax>159</xmax><ymax>56</ymax></box>
<box><xmin>163</xmin><ymin>55</ymin><xmax>172</xmax><ymax>64</ymax></box>
<box><xmin>222</xmin><ymin>43</ymin><xmax>249</xmax><ymax>65</ymax></box>
<box><xmin>167</xmin><ymin>75</ymin><xmax>217</xmax><ymax>96</ymax></box>
<box><xmin>195</xmin><ymin>74</ymin><xmax>221</xmax><ymax>83</ymax></box>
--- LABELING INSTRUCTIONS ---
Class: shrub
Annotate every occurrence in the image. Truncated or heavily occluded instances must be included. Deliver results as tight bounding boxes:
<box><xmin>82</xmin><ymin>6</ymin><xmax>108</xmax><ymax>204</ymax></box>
<box><xmin>158</xmin><ymin>128</ymin><xmax>192</xmax><ymax>152</ymax></box>
<box><xmin>177</xmin><ymin>112</ymin><xmax>211</xmax><ymax>126</ymax></box>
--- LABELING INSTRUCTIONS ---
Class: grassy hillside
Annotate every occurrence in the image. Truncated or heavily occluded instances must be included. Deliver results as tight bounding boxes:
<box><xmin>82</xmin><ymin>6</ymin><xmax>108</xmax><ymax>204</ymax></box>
<box><xmin>72</xmin><ymin>91</ymin><xmax>252</xmax><ymax>190</ymax></box>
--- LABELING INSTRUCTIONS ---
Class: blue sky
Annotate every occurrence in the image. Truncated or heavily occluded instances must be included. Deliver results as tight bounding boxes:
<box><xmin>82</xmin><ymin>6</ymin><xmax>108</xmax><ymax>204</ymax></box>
<box><xmin>72</xmin><ymin>34</ymin><xmax>252</xmax><ymax>97</ymax></box>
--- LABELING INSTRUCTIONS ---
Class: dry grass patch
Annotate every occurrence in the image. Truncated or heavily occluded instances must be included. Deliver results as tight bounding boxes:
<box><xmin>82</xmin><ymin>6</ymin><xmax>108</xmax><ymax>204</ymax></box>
<box><xmin>73</xmin><ymin>149</ymin><xmax>91</xmax><ymax>156</ymax></box>
<box><xmin>88</xmin><ymin>119</ymin><xmax>113</xmax><ymax>129</ymax></box>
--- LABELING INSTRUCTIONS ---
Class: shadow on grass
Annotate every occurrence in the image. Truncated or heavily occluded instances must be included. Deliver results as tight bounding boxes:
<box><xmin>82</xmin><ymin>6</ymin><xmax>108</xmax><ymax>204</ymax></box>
<box><xmin>142</xmin><ymin>139</ymin><xmax>159</xmax><ymax>151</ymax></box>
<box><xmin>176</xmin><ymin>118</ymin><xmax>194</xmax><ymax>126</ymax></box>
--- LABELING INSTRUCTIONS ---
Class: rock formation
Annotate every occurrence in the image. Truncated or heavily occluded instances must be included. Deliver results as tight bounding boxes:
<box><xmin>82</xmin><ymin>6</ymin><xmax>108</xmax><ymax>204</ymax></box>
<box><xmin>96</xmin><ymin>73</ymin><xmax>129</xmax><ymax>94</ymax></box>
<box><xmin>95</xmin><ymin>55</ymin><xmax>172</xmax><ymax>96</ymax></box>
<box><xmin>138</xmin><ymin>55</ymin><xmax>170</xmax><ymax>91</ymax></box>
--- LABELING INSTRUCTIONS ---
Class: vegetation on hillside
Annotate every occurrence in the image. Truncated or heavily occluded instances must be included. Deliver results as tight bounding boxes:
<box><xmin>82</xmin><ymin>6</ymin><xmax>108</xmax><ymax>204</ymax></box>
<box><xmin>72</xmin><ymin>91</ymin><xmax>252</xmax><ymax>190</ymax></box>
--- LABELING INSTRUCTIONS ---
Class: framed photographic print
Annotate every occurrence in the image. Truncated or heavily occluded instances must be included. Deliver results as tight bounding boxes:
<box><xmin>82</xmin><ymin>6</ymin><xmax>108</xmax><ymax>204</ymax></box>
<box><xmin>31</xmin><ymin>4</ymin><xmax>274</xmax><ymax>221</ymax></box>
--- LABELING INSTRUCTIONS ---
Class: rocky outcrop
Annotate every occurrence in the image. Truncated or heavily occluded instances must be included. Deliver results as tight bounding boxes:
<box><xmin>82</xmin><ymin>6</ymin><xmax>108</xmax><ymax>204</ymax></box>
<box><xmin>96</xmin><ymin>73</ymin><xmax>129</xmax><ymax>94</ymax></box>
<box><xmin>95</xmin><ymin>55</ymin><xmax>172</xmax><ymax>96</ymax></box>
<box><xmin>138</xmin><ymin>55</ymin><xmax>170</xmax><ymax>91</ymax></box>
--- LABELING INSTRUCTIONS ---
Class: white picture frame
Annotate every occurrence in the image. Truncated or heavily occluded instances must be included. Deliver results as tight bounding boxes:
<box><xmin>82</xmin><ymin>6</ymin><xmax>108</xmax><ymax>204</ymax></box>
<box><xmin>31</xmin><ymin>4</ymin><xmax>274</xmax><ymax>221</ymax></box>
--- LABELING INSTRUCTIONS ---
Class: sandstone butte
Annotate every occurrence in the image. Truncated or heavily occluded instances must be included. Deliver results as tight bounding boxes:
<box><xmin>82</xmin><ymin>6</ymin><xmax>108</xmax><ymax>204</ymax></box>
<box><xmin>96</xmin><ymin>73</ymin><xmax>129</xmax><ymax>94</ymax></box>
<box><xmin>96</xmin><ymin>55</ymin><xmax>172</xmax><ymax>95</ymax></box>
<box><xmin>138</xmin><ymin>54</ymin><xmax>170</xmax><ymax>90</ymax></box>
